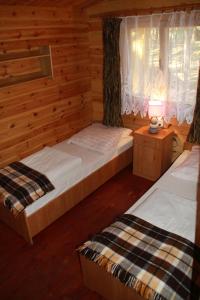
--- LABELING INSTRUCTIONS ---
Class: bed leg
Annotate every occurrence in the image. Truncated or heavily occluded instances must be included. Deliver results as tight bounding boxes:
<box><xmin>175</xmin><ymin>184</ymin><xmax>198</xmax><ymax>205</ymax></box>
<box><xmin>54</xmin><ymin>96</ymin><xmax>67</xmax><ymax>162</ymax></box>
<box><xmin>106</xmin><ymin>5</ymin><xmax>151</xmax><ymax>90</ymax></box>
<box><xmin>0</xmin><ymin>206</ymin><xmax>33</xmax><ymax>244</ymax></box>
<box><xmin>22</xmin><ymin>214</ymin><xmax>33</xmax><ymax>245</ymax></box>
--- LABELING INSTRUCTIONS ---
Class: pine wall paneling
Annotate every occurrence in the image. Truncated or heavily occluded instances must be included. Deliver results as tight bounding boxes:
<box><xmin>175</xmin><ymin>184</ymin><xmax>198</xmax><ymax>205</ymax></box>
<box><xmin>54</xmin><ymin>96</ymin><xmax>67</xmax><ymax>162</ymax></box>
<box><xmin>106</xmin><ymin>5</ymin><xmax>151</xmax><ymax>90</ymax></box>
<box><xmin>86</xmin><ymin>1</ymin><xmax>200</xmax><ymax>158</ymax></box>
<box><xmin>0</xmin><ymin>0</ymin><xmax>102</xmax><ymax>8</ymax></box>
<box><xmin>0</xmin><ymin>5</ymin><xmax>92</xmax><ymax>167</ymax></box>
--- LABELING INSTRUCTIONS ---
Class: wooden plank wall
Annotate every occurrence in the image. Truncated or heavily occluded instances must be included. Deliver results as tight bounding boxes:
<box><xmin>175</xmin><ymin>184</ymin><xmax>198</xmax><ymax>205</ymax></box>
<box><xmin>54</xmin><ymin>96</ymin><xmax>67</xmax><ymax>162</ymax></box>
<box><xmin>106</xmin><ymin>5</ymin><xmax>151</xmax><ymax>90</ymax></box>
<box><xmin>0</xmin><ymin>5</ymin><xmax>92</xmax><ymax>168</ymax></box>
<box><xmin>87</xmin><ymin>0</ymin><xmax>200</xmax><ymax>16</ymax></box>
<box><xmin>87</xmin><ymin>0</ymin><xmax>199</xmax><ymax>158</ymax></box>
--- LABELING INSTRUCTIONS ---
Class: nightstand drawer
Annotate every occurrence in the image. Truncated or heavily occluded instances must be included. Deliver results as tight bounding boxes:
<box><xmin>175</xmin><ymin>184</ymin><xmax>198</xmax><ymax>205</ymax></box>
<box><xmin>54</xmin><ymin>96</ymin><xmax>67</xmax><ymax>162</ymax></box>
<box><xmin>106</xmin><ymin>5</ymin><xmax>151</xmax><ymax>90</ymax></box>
<box><xmin>134</xmin><ymin>133</ymin><xmax>158</xmax><ymax>149</ymax></box>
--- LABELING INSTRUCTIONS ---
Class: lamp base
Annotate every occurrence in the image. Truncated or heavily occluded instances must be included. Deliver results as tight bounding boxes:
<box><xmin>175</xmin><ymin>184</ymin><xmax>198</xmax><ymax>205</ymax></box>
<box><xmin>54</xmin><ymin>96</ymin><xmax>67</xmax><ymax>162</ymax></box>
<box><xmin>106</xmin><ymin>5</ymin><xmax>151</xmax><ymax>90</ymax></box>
<box><xmin>149</xmin><ymin>116</ymin><xmax>159</xmax><ymax>134</ymax></box>
<box><xmin>148</xmin><ymin>126</ymin><xmax>159</xmax><ymax>134</ymax></box>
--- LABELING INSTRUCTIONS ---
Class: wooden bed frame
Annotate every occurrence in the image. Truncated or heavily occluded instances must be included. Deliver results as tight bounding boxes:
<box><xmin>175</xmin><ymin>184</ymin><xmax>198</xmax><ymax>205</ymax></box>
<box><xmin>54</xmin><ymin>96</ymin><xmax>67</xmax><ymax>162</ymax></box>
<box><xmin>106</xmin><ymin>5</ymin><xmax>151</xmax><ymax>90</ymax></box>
<box><xmin>80</xmin><ymin>255</ymin><xmax>145</xmax><ymax>300</ymax></box>
<box><xmin>0</xmin><ymin>147</ymin><xmax>132</xmax><ymax>244</ymax></box>
<box><xmin>79</xmin><ymin>146</ymin><xmax>198</xmax><ymax>300</ymax></box>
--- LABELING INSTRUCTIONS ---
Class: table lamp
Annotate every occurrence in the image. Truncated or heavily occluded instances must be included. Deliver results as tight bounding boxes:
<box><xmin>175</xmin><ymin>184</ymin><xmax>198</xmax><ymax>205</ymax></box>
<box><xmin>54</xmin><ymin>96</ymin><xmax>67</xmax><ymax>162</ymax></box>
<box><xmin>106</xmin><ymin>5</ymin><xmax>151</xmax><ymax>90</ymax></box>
<box><xmin>148</xmin><ymin>100</ymin><xmax>163</xmax><ymax>134</ymax></box>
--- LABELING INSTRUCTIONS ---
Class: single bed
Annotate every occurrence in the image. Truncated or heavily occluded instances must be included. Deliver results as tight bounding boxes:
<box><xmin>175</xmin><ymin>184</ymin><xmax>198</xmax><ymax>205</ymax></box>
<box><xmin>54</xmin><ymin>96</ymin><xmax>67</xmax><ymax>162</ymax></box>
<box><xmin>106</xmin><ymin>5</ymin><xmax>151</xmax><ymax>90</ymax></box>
<box><xmin>79</xmin><ymin>147</ymin><xmax>199</xmax><ymax>300</ymax></box>
<box><xmin>0</xmin><ymin>123</ymin><xmax>133</xmax><ymax>243</ymax></box>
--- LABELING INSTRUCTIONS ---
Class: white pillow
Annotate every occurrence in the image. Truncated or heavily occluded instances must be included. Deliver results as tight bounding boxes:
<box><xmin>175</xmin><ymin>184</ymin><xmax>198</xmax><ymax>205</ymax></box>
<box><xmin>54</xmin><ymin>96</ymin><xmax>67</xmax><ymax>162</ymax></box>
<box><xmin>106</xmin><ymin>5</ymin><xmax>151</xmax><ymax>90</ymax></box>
<box><xmin>67</xmin><ymin>123</ymin><xmax>132</xmax><ymax>154</ymax></box>
<box><xmin>91</xmin><ymin>123</ymin><xmax>132</xmax><ymax>137</ymax></box>
<box><xmin>171</xmin><ymin>146</ymin><xmax>199</xmax><ymax>182</ymax></box>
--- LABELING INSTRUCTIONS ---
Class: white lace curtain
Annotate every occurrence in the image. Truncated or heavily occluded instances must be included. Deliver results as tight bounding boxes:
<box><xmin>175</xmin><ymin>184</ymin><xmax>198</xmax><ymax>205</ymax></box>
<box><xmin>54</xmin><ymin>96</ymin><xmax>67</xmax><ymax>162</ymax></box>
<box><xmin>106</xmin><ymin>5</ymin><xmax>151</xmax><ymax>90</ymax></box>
<box><xmin>120</xmin><ymin>10</ymin><xmax>200</xmax><ymax>123</ymax></box>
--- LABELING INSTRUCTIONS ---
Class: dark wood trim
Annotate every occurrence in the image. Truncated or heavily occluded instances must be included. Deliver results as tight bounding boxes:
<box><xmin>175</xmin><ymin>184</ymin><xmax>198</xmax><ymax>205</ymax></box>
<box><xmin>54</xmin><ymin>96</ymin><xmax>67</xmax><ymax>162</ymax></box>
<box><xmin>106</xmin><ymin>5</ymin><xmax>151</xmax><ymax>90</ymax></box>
<box><xmin>76</xmin><ymin>0</ymin><xmax>103</xmax><ymax>10</ymax></box>
<box><xmin>90</xmin><ymin>3</ymin><xmax>200</xmax><ymax>18</ymax></box>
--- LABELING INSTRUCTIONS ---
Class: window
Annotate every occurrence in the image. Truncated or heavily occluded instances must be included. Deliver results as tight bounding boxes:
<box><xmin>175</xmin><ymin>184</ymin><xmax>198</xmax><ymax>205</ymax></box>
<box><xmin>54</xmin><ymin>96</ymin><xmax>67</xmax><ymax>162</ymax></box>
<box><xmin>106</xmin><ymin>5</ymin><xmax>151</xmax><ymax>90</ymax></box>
<box><xmin>120</xmin><ymin>11</ymin><xmax>200</xmax><ymax>123</ymax></box>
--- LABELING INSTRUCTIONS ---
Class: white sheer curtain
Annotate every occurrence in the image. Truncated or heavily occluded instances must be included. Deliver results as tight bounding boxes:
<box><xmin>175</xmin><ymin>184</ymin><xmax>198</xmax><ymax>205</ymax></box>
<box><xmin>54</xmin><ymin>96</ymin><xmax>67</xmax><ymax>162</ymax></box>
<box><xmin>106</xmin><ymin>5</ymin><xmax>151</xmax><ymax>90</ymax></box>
<box><xmin>120</xmin><ymin>10</ymin><xmax>200</xmax><ymax>123</ymax></box>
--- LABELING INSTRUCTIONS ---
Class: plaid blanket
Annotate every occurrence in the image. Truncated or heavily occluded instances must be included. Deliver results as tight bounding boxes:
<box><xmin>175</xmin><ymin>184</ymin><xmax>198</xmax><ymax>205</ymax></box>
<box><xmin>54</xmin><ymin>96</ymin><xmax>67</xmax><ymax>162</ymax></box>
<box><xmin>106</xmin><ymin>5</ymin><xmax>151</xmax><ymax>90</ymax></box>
<box><xmin>79</xmin><ymin>214</ymin><xmax>200</xmax><ymax>300</ymax></box>
<box><xmin>0</xmin><ymin>161</ymin><xmax>54</xmax><ymax>215</ymax></box>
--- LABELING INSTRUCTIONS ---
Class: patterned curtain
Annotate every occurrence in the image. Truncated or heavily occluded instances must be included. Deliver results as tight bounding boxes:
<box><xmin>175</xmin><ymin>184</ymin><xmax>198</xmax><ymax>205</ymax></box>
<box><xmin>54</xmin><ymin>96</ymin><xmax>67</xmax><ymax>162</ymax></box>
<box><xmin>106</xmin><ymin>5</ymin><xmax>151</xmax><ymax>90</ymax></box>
<box><xmin>120</xmin><ymin>11</ymin><xmax>200</xmax><ymax>124</ymax></box>
<box><xmin>187</xmin><ymin>68</ymin><xmax>200</xmax><ymax>144</ymax></box>
<box><xmin>103</xmin><ymin>18</ymin><xmax>123</xmax><ymax>127</ymax></box>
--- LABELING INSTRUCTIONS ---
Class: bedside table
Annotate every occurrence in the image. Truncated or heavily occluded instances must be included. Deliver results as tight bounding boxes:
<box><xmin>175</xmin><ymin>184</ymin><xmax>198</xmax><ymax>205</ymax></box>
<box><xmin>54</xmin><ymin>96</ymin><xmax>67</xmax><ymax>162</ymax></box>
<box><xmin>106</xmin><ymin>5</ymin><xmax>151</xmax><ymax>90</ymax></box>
<box><xmin>133</xmin><ymin>126</ymin><xmax>174</xmax><ymax>181</ymax></box>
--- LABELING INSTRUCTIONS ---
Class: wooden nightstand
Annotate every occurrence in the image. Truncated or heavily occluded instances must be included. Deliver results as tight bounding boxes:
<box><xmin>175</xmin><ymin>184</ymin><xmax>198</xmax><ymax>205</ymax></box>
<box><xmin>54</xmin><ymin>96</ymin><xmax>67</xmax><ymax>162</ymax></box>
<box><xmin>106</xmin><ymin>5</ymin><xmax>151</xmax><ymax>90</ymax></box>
<box><xmin>133</xmin><ymin>126</ymin><xmax>174</xmax><ymax>181</ymax></box>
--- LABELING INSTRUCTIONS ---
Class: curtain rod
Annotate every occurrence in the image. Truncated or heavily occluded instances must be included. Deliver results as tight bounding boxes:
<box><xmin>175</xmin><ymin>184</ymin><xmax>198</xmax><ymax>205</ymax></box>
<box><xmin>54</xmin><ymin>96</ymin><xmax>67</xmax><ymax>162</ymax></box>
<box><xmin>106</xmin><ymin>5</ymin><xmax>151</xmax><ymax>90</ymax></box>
<box><xmin>90</xmin><ymin>3</ymin><xmax>200</xmax><ymax>18</ymax></box>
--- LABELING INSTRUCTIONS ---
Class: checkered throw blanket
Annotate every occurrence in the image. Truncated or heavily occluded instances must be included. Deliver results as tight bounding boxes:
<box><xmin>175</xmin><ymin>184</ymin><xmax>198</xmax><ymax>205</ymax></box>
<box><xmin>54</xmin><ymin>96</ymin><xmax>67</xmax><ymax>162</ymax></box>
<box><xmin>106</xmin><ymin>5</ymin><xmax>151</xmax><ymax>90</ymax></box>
<box><xmin>0</xmin><ymin>161</ymin><xmax>54</xmax><ymax>215</ymax></box>
<box><xmin>79</xmin><ymin>214</ymin><xmax>200</xmax><ymax>300</ymax></box>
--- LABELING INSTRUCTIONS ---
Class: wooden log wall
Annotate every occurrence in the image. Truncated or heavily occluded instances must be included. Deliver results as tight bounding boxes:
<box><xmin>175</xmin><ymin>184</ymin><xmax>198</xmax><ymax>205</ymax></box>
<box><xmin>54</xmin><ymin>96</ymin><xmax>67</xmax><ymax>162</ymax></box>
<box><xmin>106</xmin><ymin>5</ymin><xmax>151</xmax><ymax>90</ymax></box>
<box><xmin>87</xmin><ymin>0</ymin><xmax>200</xmax><ymax>158</ymax></box>
<box><xmin>0</xmin><ymin>5</ymin><xmax>92</xmax><ymax>168</ymax></box>
<box><xmin>87</xmin><ymin>0</ymin><xmax>200</xmax><ymax>16</ymax></box>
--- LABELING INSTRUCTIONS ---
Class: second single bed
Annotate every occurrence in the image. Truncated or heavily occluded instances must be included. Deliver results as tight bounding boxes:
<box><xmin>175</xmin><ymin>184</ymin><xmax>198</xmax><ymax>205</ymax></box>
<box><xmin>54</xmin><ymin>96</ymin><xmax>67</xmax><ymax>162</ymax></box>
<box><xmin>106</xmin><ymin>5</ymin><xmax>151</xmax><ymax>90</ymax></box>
<box><xmin>79</xmin><ymin>147</ymin><xmax>200</xmax><ymax>300</ymax></box>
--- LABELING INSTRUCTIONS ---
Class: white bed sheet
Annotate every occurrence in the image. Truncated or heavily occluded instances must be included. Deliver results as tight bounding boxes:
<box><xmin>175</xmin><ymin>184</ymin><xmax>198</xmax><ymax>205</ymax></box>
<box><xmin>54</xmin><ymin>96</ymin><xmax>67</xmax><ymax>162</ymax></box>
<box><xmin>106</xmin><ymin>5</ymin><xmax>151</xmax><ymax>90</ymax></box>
<box><xmin>21</xmin><ymin>147</ymin><xmax>82</xmax><ymax>182</ymax></box>
<box><xmin>127</xmin><ymin>150</ymin><xmax>197</xmax><ymax>242</ymax></box>
<box><xmin>156</xmin><ymin>150</ymin><xmax>198</xmax><ymax>201</ymax></box>
<box><xmin>25</xmin><ymin>135</ymin><xmax>133</xmax><ymax>216</ymax></box>
<box><xmin>130</xmin><ymin>188</ymin><xmax>196</xmax><ymax>242</ymax></box>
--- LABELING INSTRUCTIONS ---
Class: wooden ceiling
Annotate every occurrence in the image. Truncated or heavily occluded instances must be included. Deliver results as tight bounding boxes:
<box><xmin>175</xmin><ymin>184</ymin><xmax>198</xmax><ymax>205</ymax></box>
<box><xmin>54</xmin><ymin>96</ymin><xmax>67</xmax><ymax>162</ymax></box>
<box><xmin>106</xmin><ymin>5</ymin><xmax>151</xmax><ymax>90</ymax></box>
<box><xmin>0</xmin><ymin>0</ymin><xmax>102</xmax><ymax>9</ymax></box>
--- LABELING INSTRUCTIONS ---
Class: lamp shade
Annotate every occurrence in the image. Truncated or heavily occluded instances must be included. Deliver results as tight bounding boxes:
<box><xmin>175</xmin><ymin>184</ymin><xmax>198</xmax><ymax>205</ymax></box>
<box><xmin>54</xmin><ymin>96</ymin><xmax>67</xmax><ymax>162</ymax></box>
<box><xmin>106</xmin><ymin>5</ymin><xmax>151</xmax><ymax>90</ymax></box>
<box><xmin>148</xmin><ymin>100</ymin><xmax>163</xmax><ymax>117</ymax></box>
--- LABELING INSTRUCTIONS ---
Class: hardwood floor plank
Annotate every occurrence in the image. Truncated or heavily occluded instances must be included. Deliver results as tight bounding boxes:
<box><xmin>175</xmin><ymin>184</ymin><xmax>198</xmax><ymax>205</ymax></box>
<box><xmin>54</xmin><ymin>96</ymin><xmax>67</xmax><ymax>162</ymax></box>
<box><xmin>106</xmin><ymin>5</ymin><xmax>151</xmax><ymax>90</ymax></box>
<box><xmin>0</xmin><ymin>165</ymin><xmax>153</xmax><ymax>300</ymax></box>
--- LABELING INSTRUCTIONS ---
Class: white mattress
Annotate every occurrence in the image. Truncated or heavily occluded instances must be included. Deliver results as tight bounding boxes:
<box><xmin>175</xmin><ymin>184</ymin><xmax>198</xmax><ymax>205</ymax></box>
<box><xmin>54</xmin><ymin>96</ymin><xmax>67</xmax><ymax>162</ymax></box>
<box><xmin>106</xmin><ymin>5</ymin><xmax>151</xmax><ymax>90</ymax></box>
<box><xmin>154</xmin><ymin>150</ymin><xmax>198</xmax><ymax>201</ymax></box>
<box><xmin>25</xmin><ymin>134</ymin><xmax>133</xmax><ymax>216</ymax></box>
<box><xmin>21</xmin><ymin>147</ymin><xmax>82</xmax><ymax>182</ymax></box>
<box><xmin>127</xmin><ymin>150</ymin><xmax>197</xmax><ymax>242</ymax></box>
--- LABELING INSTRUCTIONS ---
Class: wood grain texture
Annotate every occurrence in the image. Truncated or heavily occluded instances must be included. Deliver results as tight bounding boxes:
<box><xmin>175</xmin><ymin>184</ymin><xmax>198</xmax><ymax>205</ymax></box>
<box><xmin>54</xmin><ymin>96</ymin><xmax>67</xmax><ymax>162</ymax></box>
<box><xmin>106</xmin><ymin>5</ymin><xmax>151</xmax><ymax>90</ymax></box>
<box><xmin>0</xmin><ymin>165</ymin><xmax>153</xmax><ymax>300</ymax></box>
<box><xmin>0</xmin><ymin>5</ymin><xmax>92</xmax><ymax>168</ymax></box>
<box><xmin>80</xmin><ymin>255</ymin><xmax>145</xmax><ymax>300</ymax></box>
<box><xmin>87</xmin><ymin>5</ymin><xmax>192</xmax><ymax>157</ymax></box>
<box><xmin>28</xmin><ymin>147</ymin><xmax>133</xmax><ymax>239</ymax></box>
<box><xmin>87</xmin><ymin>0</ymin><xmax>200</xmax><ymax>16</ymax></box>
<box><xmin>0</xmin><ymin>147</ymin><xmax>133</xmax><ymax>243</ymax></box>
<box><xmin>0</xmin><ymin>0</ymin><xmax>101</xmax><ymax>8</ymax></box>
<box><xmin>80</xmin><ymin>167</ymin><xmax>200</xmax><ymax>300</ymax></box>
<box><xmin>133</xmin><ymin>126</ymin><xmax>174</xmax><ymax>181</ymax></box>
<box><xmin>0</xmin><ymin>47</ymin><xmax>52</xmax><ymax>88</ymax></box>
<box><xmin>0</xmin><ymin>201</ymin><xmax>32</xmax><ymax>243</ymax></box>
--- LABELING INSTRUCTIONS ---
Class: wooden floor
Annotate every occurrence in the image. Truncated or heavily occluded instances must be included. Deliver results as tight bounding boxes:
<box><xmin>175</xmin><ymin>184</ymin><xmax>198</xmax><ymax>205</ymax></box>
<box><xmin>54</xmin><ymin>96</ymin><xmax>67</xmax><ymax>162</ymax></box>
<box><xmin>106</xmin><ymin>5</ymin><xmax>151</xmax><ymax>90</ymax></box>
<box><xmin>0</xmin><ymin>165</ymin><xmax>153</xmax><ymax>300</ymax></box>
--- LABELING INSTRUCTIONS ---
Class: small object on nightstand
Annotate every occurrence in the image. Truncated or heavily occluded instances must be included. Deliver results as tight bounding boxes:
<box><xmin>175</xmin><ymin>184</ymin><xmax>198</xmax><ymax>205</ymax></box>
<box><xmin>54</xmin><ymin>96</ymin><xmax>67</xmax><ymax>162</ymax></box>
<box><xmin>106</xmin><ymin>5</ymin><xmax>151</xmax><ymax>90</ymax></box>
<box><xmin>149</xmin><ymin>117</ymin><xmax>159</xmax><ymax>134</ymax></box>
<box><xmin>148</xmin><ymin>101</ymin><xmax>164</xmax><ymax>133</ymax></box>
<box><xmin>133</xmin><ymin>126</ymin><xmax>174</xmax><ymax>181</ymax></box>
